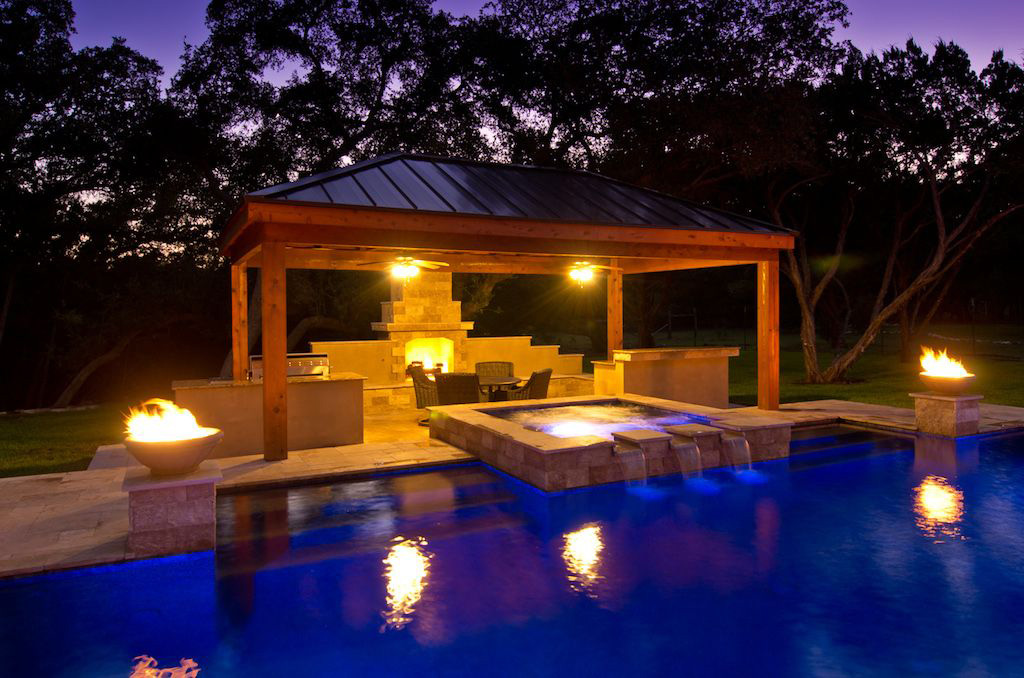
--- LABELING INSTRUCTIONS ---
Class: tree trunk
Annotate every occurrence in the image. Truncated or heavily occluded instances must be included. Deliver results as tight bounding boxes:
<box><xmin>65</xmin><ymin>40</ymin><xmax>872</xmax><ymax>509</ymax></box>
<box><xmin>461</xmin><ymin>274</ymin><xmax>512</xmax><ymax>318</ymax></box>
<box><xmin>52</xmin><ymin>331</ymin><xmax>141</xmax><ymax>408</ymax></box>
<box><xmin>0</xmin><ymin>268</ymin><xmax>14</xmax><ymax>352</ymax></box>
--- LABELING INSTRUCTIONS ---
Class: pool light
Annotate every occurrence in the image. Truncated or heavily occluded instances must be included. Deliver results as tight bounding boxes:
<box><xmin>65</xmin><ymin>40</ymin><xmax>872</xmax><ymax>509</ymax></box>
<box><xmin>382</xmin><ymin>536</ymin><xmax>432</xmax><ymax>630</ymax></box>
<box><xmin>562</xmin><ymin>524</ymin><xmax>604</xmax><ymax>596</ymax></box>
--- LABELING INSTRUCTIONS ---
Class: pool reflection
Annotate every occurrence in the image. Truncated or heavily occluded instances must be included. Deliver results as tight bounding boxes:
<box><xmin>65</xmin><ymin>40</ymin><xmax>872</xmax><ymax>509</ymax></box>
<box><xmin>381</xmin><ymin>537</ymin><xmax>432</xmax><ymax>630</ymax></box>
<box><xmin>914</xmin><ymin>475</ymin><xmax>965</xmax><ymax>542</ymax></box>
<box><xmin>562</xmin><ymin>524</ymin><xmax>604</xmax><ymax>596</ymax></box>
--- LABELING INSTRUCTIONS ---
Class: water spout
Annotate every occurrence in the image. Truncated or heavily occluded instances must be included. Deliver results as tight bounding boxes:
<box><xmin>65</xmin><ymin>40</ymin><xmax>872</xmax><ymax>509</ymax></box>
<box><xmin>722</xmin><ymin>434</ymin><xmax>752</xmax><ymax>471</ymax></box>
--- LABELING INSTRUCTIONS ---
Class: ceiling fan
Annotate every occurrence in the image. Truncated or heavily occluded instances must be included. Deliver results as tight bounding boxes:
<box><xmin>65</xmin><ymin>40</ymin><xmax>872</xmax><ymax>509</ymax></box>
<box><xmin>356</xmin><ymin>255</ymin><xmax>449</xmax><ymax>270</ymax></box>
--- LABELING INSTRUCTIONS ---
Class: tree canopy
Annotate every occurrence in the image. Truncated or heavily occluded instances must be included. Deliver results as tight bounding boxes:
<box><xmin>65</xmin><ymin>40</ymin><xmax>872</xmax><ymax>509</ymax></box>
<box><xmin>0</xmin><ymin>0</ymin><xmax>1022</xmax><ymax>408</ymax></box>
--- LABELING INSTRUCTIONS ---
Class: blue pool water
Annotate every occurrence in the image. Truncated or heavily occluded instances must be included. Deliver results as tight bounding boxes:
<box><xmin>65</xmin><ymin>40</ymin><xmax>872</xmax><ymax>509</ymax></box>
<box><xmin>4</xmin><ymin>432</ymin><xmax>1024</xmax><ymax>676</ymax></box>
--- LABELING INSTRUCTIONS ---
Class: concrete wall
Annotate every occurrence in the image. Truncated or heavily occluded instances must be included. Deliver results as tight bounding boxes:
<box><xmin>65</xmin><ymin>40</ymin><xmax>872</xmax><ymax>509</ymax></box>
<box><xmin>595</xmin><ymin>354</ymin><xmax>732</xmax><ymax>408</ymax></box>
<box><xmin>313</xmin><ymin>335</ymin><xmax>583</xmax><ymax>387</ymax></box>
<box><xmin>363</xmin><ymin>374</ymin><xmax>595</xmax><ymax>415</ymax></box>
<box><xmin>173</xmin><ymin>376</ymin><xmax>364</xmax><ymax>456</ymax></box>
<box><xmin>464</xmin><ymin>336</ymin><xmax>583</xmax><ymax>376</ymax></box>
<box><xmin>310</xmin><ymin>340</ymin><xmax>392</xmax><ymax>385</ymax></box>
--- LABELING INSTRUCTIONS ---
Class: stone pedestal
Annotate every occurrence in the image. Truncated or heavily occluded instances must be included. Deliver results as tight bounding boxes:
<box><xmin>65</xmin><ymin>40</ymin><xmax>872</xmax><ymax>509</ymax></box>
<box><xmin>910</xmin><ymin>392</ymin><xmax>982</xmax><ymax>438</ymax></box>
<box><xmin>122</xmin><ymin>460</ymin><xmax>222</xmax><ymax>558</ymax></box>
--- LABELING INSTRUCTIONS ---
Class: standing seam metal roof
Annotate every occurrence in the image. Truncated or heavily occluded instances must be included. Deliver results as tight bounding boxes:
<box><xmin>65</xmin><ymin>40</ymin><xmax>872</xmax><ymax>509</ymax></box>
<box><xmin>248</xmin><ymin>152</ymin><xmax>791</xmax><ymax>235</ymax></box>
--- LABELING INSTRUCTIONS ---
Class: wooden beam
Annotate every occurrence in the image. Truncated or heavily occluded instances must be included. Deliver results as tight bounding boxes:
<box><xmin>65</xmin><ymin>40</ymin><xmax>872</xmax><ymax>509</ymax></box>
<box><xmin>232</xmin><ymin>200</ymin><xmax>796</xmax><ymax>254</ymax></box>
<box><xmin>261</xmin><ymin>242</ymin><xmax>288</xmax><ymax>460</ymax></box>
<box><xmin>620</xmin><ymin>258</ymin><xmax>753</xmax><ymax>274</ymax></box>
<box><xmin>242</xmin><ymin>221</ymin><xmax>782</xmax><ymax>266</ymax></box>
<box><xmin>230</xmin><ymin>262</ymin><xmax>248</xmax><ymax>381</ymax></box>
<box><xmin>757</xmin><ymin>258</ymin><xmax>780</xmax><ymax>410</ymax></box>
<box><xmin>607</xmin><ymin>259</ymin><xmax>623</xmax><ymax>360</ymax></box>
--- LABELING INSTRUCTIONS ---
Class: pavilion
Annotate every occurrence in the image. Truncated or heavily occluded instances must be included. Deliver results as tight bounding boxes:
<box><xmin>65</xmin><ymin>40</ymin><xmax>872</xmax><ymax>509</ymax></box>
<box><xmin>220</xmin><ymin>152</ymin><xmax>795</xmax><ymax>460</ymax></box>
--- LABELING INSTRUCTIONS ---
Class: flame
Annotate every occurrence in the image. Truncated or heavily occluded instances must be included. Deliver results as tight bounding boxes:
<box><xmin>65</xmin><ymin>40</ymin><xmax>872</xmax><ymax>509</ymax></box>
<box><xmin>130</xmin><ymin>655</ymin><xmax>200</xmax><ymax>678</ymax></box>
<box><xmin>405</xmin><ymin>337</ymin><xmax>453</xmax><ymax>374</ymax></box>
<box><xmin>920</xmin><ymin>346</ymin><xmax>973</xmax><ymax>378</ymax></box>
<box><xmin>382</xmin><ymin>537</ymin><xmax>432</xmax><ymax>630</ymax></box>
<box><xmin>125</xmin><ymin>399</ymin><xmax>217</xmax><ymax>443</ymax></box>
<box><xmin>914</xmin><ymin>475</ymin><xmax>964</xmax><ymax>541</ymax></box>
<box><xmin>562</xmin><ymin>524</ymin><xmax>604</xmax><ymax>595</ymax></box>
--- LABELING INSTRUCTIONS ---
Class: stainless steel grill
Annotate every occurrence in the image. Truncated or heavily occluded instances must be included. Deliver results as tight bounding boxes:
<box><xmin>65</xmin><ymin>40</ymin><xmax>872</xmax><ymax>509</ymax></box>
<box><xmin>249</xmin><ymin>353</ymin><xmax>330</xmax><ymax>380</ymax></box>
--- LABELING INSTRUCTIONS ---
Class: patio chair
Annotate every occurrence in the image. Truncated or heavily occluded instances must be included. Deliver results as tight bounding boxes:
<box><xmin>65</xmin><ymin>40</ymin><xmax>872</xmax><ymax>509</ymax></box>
<box><xmin>475</xmin><ymin>361</ymin><xmax>515</xmax><ymax>377</ymax></box>
<box><xmin>508</xmin><ymin>368</ymin><xmax>552</xmax><ymax>401</ymax></box>
<box><xmin>436</xmin><ymin>372</ymin><xmax>483</xmax><ymax>405</ymax></box>
<box><xmin>409</xmin><ymin>364</ymin><xmax>439</xmax><ymax>426</ymax></box>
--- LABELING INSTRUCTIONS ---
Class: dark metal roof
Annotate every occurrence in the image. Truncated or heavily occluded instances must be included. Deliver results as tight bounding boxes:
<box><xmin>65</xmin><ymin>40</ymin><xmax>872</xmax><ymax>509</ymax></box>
<box><xmin>248</xmin><ymin>152</ymin><xmax>790</xmax><ymax>236</ymax></box>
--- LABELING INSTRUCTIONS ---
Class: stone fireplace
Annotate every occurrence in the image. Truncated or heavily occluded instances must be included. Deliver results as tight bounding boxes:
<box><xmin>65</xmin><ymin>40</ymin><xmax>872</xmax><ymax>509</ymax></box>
<box><xmin>370</xmin><ymin>272</ymin><xmax>474</xmax><ymax>381</ymax></box>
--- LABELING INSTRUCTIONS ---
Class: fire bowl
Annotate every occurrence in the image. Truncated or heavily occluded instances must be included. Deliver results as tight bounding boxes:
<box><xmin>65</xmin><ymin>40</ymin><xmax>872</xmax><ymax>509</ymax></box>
<box><xmin>124</xmin><ymin>429</ymin><xmax>223</xmax><ymax>476</ymax></box>
<box><xmin>920</xmin><ymin>374</ymin><xmax>976</xmax><ymax>396</ymax></box>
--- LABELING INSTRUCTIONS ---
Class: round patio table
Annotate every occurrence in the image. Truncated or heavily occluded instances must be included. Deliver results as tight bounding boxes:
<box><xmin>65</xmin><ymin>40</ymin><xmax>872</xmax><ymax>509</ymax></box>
<box><xmin>479</xmin><ymin>375</ymin><xmax>522</xmax><ymax>401</ymax></box>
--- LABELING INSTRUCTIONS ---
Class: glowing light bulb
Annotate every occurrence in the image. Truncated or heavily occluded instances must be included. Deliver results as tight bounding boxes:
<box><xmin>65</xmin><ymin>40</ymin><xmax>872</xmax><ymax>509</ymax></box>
<box><xmin>391</xmin><ymin>263</ymin><xmax>420</xmax><ymax>282</ymax></box>
<box><xmin>569</xmin><ymin>266</ymin><xmax>595</xmax><ymax>285</ymax></box>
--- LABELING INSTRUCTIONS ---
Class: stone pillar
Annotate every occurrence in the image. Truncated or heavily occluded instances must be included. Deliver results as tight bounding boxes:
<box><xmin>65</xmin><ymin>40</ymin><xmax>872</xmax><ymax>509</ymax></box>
<box><xmin>911</xmin><ymin>392</ymin><xmax>982</xmax><ymax>437</ymax></box>
<box><xmin>122</xmin><ymin>460</ymin><xmax>222</xmax><ymax>558</ymax></box>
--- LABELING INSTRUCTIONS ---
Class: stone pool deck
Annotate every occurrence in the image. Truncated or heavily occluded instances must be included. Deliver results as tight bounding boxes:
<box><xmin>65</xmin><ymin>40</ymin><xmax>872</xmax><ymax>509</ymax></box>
<box><xmin>4</xmin><ymin>397</ymin><xmax>1024</xmax><ymax>579</ymax></box>
<box><xmin>0</xmin><ymin>411</ymin><xmax>469</xmax><ymax>579</ymax></box>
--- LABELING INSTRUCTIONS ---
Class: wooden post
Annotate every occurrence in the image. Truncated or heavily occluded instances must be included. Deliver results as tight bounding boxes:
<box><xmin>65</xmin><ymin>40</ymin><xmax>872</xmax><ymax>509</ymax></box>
<box><xmin>230</xmin><ymin>262</ymin><xmax>248</xmax><ymax>381</ymax></box>
<box><xmin>607</xmin><ymin>259</ymin><xmax>623</xmax><ymax>360</ymax></box>
<box><xmin>757</xmin><ymin>258</ymin><xmax>780</xmax><ymax>410</ymax></box>
<box><xmin>261</xmin><ymin>242</ymin><xmax>288</xmax><ymax>460</ymax></box>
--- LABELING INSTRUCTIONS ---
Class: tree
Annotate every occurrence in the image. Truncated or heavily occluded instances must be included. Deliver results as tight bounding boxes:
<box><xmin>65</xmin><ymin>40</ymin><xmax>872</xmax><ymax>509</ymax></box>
<box><xmin>773</xmin><ymin>42</ymin><xmax>1024</xmax><ymax>383</ymax></box>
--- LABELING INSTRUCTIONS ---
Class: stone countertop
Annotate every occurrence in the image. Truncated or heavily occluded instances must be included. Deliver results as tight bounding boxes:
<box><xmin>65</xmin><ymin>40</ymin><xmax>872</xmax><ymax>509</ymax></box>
<box><xmin>610</xmin><ymin>347</ymin><xmax>740</xmax><ymax>362</ymax></box>
<box><xmin>172</xmin><ymin>372</ymin><xmax>367</xmax><ymax>390</ymax></box>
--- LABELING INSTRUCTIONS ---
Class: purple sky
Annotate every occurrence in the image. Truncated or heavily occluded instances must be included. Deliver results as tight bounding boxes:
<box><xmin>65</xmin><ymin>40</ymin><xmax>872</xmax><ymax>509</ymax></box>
<box><xmin>70</xmin><ymin>0</ymin><xmax>1024</xmax><ymax>86</ymax></box>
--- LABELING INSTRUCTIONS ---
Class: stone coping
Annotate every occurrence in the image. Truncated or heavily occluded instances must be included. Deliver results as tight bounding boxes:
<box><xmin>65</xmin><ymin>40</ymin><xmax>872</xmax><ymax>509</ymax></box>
<box><xmin>122</xmin><ymin>460</ymin><xmax>223</xmax><ymax>492</ymax></box>
<box><xmin>611</xmin><ymin>346</ymin><xmax>740</xmax><ymax>361</ymax></box>
<box><xmin>172</xmin><ymin>372</ymin><xmax>366</xmax><ymax>390</ymax></box>
<box><xmin>370</xmin><ymin>321</ymin><xmax>474</xmax><ymax>331</ymax></box>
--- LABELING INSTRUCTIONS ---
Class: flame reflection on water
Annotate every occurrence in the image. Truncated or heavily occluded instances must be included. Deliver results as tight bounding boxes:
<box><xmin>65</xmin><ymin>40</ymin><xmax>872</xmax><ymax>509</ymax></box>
<box><xmin>914</xmin><ymin>475</ymin><xmax>964</xmax><ymax>541</ymax></box>
<box><xmin>129</xmin><ymin>655</ymin><xmax>200</xmax><ymax>677</ymax></box>
<box><xmin>382</xmin><ymin>536</ymin><xmax>432</xmax><ymax>630</ymax></box>
<box><xmin>562</xmin><ymin>524</ymin><xmax>604</xmax><ymax>596</ymax></box>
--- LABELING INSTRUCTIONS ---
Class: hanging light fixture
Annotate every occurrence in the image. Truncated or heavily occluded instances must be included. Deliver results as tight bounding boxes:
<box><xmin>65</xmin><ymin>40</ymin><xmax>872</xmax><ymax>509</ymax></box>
<box><xmin>390</xmin><ymin>262</ymin><xmax>421</xmax><ymax>283</ymax></box>
<box><xmin>569</xmin><ymin>261</ymin><xmax>604</xmax><ymax>287</ymax></box>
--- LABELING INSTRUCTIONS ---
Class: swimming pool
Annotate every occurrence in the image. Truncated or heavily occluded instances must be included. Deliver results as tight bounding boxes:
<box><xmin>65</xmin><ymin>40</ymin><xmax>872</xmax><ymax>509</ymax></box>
<box><xmin>3</xmin><ymin>431</ymin><xmax>1024</xmax><ymax>675</ymax></box>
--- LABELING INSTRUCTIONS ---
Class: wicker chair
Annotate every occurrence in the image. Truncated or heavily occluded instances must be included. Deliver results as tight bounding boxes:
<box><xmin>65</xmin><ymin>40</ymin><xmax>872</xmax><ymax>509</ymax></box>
<box><xmin>408</xmin><ymin>365</ymin><xmax>439</xmax><ymax>426</ymax></box>
<box><xmin>436</xmin><ymin>372</ymin><xmax>483</xmax><ymax>405</ymax></box>
<box><xmin>475</xmin><ymin>361</ymin><xmax>515</xmax><ymax>377</ymax></box>
<box><xmin>508</xmin><ymin>368</ymin><xmax>552</xmax><ymax>401</ymax></box>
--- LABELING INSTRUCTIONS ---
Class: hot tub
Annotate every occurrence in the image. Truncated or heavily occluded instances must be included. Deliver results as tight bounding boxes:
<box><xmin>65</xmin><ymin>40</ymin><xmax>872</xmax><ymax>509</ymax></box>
<box><xmin>483</xmin><ymin>400</ymin><xmax>706</xmax><ymax>440</ymax></box>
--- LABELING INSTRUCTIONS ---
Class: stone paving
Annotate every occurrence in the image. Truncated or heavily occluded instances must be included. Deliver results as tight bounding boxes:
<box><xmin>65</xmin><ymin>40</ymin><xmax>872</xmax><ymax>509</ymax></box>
<box><xmin>3</xmin><ymin>398</ymin><xmax>1024</xmax><ymax>579</ymax></box>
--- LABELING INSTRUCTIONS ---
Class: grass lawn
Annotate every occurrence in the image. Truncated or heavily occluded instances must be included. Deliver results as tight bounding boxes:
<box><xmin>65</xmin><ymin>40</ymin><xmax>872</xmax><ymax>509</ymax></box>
<box><xmin>3</xmin><ymin>323</ymin><xmax>1023</xmax><ymax>479</ymax></box>
<box><xmin>0</xmin><ymin>404</ymin><xmax>125</xmax><ymax>478</ymax></box>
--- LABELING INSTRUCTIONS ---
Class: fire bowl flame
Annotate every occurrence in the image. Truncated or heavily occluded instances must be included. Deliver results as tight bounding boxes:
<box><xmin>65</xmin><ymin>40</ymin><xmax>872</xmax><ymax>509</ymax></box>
<box><xmin>123</xmin><ymin>399</ymin><xmax>223</xmax><ymax>476</ymax></box>
<box><xmin>919</xmin><ymin>346</ymin><xmax>976</xmax><ymax>396</ymax></box>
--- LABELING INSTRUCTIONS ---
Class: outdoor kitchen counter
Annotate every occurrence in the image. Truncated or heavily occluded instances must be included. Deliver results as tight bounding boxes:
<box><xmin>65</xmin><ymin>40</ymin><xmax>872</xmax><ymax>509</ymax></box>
<box><xmin>172</xmin><ymin>372</ymin><xmax>366</xmax><ymax>456</ymax></box>
<box><xmin>594</xmin><ymin>347</ymin><xmax>739</xmax><ymax>408</ymax></box>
